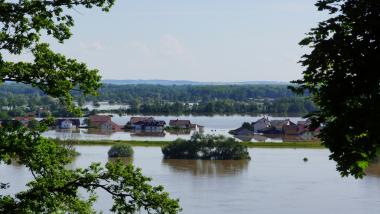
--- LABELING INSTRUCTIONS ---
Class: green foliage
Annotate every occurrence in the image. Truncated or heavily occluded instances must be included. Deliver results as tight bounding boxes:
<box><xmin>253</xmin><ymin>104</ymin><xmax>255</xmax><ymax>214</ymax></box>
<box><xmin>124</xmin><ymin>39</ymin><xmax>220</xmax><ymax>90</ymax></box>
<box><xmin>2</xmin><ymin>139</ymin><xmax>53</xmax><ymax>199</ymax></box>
<box><xmin>292</xmin><ymin>0</ymin><xmax>380</xmax><ymax>178</ymax></box>
<box><xmin>0</xmin><ymin>0</ymin><xmax>112</xmax><ymax>114</ymax></box>
<box><xmin>0</xmin><ymin>83</ymin><xmax>318</xmax><ymax>116</ymax></box>
<box><xmin>162</xmin><ymin>134</ymin><xmax>251</xmax><ymax>160</ymax></box>
<box><xmin>0</xmin><ymin>0</ymin><xmax>180</xmax><ymax>213</ymax></box>
<box><xmin>27</xmin><ymin>119</ymin><xmax>40</xmax><ymax>130</ymax></box>
<box><xmin>108</xmin><ymin>144</ymin><xmax>134</xmax><ymax>158</ymax></box>
<box><xmin>0</xmin><ymin>125</ymin><xmax>180</xmax><ymax>213</ymax></box>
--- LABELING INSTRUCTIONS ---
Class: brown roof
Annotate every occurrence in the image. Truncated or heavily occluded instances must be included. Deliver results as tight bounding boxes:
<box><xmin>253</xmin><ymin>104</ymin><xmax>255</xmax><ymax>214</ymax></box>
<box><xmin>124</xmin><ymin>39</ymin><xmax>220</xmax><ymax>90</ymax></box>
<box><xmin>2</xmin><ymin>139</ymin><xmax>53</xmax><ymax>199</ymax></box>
<box><xmin>110</xmin><ymin>121</ymin><xmax>121</xmax><ymax>131</ymax></box>
<box><xmin>169</xmin><ymin>119</ymin><xmax>191</xmax><ymax>126</ymax></box>
<box><xmin>15</xmin><ymin>117</ymin><xmax>34</xmax><ymax>121</ymax></box>
<box><xmin>130</xmin><ymin>117</ymin><xmax>154</xmax><ymax>124</ymax></box>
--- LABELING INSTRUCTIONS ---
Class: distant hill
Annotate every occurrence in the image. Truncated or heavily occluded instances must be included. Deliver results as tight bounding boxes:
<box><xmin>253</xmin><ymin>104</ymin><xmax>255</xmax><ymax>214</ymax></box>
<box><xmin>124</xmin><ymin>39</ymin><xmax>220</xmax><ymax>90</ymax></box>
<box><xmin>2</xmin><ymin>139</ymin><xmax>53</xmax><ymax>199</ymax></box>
<box><xmin>101</xmin><ymin>79</ymin><xmax>289</xmax><ymax>85</ymax></box>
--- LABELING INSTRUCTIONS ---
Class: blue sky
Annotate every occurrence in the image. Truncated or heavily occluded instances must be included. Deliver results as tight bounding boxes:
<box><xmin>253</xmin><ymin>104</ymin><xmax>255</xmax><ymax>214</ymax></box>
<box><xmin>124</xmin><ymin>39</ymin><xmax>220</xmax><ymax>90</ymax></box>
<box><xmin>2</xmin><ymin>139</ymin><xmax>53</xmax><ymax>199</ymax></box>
<box><xmin>12</xmin><ymin>0</ymin><xmax>329</xmax><ymax>82</ymax></box>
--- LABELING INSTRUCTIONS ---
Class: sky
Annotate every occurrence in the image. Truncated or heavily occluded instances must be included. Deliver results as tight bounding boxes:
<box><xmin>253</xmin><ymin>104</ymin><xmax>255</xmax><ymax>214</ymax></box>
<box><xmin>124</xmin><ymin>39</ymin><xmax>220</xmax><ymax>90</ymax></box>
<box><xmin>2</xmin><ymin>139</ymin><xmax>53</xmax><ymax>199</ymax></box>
<box><xmin>7</xmin><ymin>0</ymin><xmax>328</xmax><ymax>82</ymax></box>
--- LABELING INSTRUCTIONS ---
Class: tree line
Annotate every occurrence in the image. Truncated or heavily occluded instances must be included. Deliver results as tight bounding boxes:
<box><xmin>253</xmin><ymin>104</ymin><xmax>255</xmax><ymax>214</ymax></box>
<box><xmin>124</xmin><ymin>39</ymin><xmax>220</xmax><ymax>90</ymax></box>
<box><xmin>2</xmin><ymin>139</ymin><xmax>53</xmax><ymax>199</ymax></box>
<box><xmin>0</xmin><ymin>83</ymin><xmax>317</xmax><ymax>117</ymax></box>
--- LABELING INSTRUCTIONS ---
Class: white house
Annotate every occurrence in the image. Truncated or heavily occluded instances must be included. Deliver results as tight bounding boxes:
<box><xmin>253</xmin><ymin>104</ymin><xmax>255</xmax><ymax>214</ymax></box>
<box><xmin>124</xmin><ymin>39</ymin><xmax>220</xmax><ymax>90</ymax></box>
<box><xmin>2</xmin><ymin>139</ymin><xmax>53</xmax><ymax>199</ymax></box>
<box><xmin>60</xmin><ymin>119</ymin><xmax>73</xmax><ymax>129</ymax></box>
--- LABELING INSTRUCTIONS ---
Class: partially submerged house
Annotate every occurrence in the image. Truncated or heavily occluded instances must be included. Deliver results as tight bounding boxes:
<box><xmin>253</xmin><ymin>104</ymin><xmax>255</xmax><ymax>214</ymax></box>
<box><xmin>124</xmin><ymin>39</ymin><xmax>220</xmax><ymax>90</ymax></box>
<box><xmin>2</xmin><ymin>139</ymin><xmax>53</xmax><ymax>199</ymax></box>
<box><xmin>88</xmin><ymin>115</ymin><xmax>121</xmax><ymax>131</ymax></box>
<box><xmin>282</xmin><ymin>120</ymin><xmax>298</xmax><ymax>135</ymax></box>
<box><xmin>14</xmin><ymin>117</ymin><xmax>34</xmax><ymax>127</ymax></box>
<box><xmin>56</xmin><ymin>119</ymin><xmax>80</xmax><ymax>129</ymax></box>
<box><xmin>133</xmin><ymin>120</ymin><xmax>166</xmax><ymax>132</ymax></box>
<box><xmin>169</xmin><ymin>119</ymin><xmax>192</xmax><ymax>129</ymax></box>
<box><xmin>297</xmin><ymin>120</ymin><xmax>321</xmax><ymax>140</ymax></box>
<box><xmin>130</xmin><ymin>117</ymin><xmax>154</xmax><ymax>125</ymax></box>
<box><xmin>128</xmin><ymin>117</ymin><xmax>154</xmax><ymax>129</ymax></box>
<box><xmin>251</xmin><ymin>117</ymin><xmax>271</xmax><ymax>133</ymax></box>
<box><xmin>255</xmin><ymin>119</ymin><xmax>298</xmax><ymax>135</ymax></box>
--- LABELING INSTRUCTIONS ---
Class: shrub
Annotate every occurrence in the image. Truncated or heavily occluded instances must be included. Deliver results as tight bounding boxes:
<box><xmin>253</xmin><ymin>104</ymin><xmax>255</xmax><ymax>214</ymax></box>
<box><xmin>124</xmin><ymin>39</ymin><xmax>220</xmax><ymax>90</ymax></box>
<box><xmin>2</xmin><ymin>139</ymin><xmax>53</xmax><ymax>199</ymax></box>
<box><xmin>162</xmin><ymin>133</ymin><xmax>251</xmax><ymax>160</ymax></box>
<box><xmin>108</xmin><ymin>144</ymin><xmax>134</xmax><ymax>158</ymax></box>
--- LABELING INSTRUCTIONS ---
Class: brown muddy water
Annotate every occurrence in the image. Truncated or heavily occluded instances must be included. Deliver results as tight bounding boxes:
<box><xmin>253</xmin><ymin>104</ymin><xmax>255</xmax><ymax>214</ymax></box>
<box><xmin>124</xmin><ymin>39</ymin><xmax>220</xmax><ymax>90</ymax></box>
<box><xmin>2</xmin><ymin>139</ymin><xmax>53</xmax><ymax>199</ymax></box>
<box><xmin>1</xmin><ymin>146</ymin><xmax>380</xmax><ymax>214</ymax></box>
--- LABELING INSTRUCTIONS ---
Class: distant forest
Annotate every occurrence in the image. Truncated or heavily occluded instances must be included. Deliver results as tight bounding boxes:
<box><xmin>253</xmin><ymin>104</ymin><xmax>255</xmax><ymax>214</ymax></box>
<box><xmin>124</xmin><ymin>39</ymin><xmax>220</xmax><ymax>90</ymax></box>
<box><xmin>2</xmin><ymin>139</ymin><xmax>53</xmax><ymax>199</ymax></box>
<box><xmin>0</xmin><ymin>83</ymin><xmax>317</xmax><ymax>118</ymax></box>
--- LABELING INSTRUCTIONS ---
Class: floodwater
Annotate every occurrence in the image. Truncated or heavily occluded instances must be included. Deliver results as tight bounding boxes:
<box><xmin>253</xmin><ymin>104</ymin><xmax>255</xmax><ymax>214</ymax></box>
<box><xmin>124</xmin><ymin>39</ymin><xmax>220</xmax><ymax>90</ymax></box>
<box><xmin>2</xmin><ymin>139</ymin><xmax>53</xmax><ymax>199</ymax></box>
<box><xmin>1</xmin><ymin>146</ymin><xmax>379</xmax><ymax>214</ymax></box>
<box><xmin>43</xmin><ymin>114</ymin><xmax>308</xmax><ymax>142</ymax></box>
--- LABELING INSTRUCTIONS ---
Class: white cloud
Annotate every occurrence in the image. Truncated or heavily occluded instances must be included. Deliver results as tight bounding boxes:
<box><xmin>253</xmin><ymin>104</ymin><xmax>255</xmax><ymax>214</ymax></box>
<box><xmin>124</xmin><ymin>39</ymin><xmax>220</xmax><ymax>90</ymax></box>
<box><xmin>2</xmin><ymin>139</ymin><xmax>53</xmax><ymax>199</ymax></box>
<box><xmin>125</xmin><ymin>42</ymin><xmax>152</xmax><ymax>57</ymax></box>
<box><xmin>159</xmin><ymin>34</ymin><xmax>186</xmax><ymax>57</ymax></box>
<box><xmin>80</xmin><ymin>41</ymin><xmax>104</xmax><ymax>51</ymax></box>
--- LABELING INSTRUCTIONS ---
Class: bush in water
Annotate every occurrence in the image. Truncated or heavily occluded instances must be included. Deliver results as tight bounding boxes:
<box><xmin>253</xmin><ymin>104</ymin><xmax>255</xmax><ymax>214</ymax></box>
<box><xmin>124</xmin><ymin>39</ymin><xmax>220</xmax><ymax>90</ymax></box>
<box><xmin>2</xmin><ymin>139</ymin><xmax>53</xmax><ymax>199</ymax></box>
<box><xmin>162</xmin><ymin>133</ymin><xmax>251</xmax><ymax>160</ymax></box>
<box><xmin>108</xmin><ymin>144</ymin><xmax>134</xmax><ymax>158</ymax></box>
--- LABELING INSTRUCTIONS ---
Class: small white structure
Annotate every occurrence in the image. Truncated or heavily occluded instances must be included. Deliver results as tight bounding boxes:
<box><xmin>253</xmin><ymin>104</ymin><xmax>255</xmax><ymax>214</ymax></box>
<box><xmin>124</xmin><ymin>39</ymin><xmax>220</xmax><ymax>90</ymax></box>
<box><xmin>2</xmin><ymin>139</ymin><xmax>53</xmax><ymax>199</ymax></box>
<box><xmin>60</xmin><ymin>119</ymin><xmax>73</xmax><ymax>129</ymax></box>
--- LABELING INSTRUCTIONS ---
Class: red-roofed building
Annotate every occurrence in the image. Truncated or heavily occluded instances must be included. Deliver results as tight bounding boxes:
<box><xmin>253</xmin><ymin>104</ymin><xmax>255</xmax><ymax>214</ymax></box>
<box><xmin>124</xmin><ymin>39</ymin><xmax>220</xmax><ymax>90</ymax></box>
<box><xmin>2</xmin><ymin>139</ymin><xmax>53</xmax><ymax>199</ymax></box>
<box><xmin>169</xmin><ymin>119</ymin><xmax>192</xmax><ymax>129</ymax></box>
<box><xmin>14</xmin><ymin>117</ymin><xmax>34</xmax><ymax>127</ymax></box>
<box><xmin>89</xmin><ymin>115</ymin><xmax>120</xmax><ymax>131</ymax></box>
<box><xmin>129</xmin><ymin>117</ymin><xmax>154</xmax><ymax>125</ymax></box>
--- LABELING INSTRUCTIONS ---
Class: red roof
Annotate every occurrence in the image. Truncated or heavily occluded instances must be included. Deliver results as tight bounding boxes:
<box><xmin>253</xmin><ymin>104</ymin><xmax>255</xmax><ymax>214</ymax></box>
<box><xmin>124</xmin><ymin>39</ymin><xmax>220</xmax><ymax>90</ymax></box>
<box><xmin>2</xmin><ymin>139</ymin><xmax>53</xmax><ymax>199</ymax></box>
<box><xmin>169</xmin><ymin>119</ymin><xmax>191</xmax><ymax>126</ymax></box>
<box><xmin>15</xmin><ymin>117</ymin><xmax>34</xmax><ymax>122</ymax></box>
<box><xmin>130</xmin><ymin>117</ymin><xmax>154</xmax><ymax>124</ymax></box>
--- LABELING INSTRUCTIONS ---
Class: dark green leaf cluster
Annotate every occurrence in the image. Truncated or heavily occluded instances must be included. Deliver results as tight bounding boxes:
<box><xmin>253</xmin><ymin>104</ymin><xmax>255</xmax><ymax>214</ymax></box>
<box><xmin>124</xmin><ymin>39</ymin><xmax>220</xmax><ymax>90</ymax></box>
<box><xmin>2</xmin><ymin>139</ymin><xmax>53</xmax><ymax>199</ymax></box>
<box><xmin>0</xmin><ymin>0</ymin><xmax>115</xmax><ymax>114</ymax></box>
<box><xmin>162</xmin><ymin>134</ymin><xmax>251</xmax><ymax>160</ymax></box>
<box><xmin>0</xmin><ymin>125</ymin><xmax>180</xmax><ymax>213</ymax></box>
<box><xmin>1</xmin><ymin>0</ymin><xmax>181</xmax><ymax>212</ymax></box>
<box><xmin>292</xmin><ymin>0</ymin><xmax>380</xmax><ymax>178</ymax></box>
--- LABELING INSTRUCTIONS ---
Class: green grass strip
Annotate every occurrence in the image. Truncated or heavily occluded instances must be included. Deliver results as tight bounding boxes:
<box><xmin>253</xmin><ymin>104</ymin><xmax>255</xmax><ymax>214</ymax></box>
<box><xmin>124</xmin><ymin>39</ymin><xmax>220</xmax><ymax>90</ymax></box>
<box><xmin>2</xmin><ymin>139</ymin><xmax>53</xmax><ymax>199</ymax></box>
<box><xmin>54</xmin><ymin>139</ymin><xmax>324</xmax><ymax>148</ymax></box>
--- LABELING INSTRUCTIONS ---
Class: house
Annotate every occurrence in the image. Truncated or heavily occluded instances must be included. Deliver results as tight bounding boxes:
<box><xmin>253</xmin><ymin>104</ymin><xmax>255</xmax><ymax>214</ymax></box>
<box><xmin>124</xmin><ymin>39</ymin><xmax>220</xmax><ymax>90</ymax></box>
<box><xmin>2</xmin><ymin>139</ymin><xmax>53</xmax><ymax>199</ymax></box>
<box><xmin>130</xmin><ymin>117</ymin><xmax>154</xmax><ymax>125</ymax></box>
<box><xmin>56</xmin><ymin>119</ymin><xmax>80</xmax><ymax>129</ymax></box>
<box><xmin>258</xmin><ymin>119</ymin><xmax>297</xmax><ymax>135</ymax></box>
<box><xmin>133</xmin><ymin>120</ymin><xmax>166</xmax><ymax>132</ymax></box>
<box><xmin>128</xmin><ymin>117</ymin><xmax>154</xmax><ymax>129</ymax></box>
<box><xmin>88</xmin><ymin>115</ymin><xmax>120</xmax><ymax>131</ymax></box>
<box><xmin>252</xmin><ymin>117</ymin><xmax>271</xmax><ymax>133</ymax></box>
<box><xmin>283</xmin><ymin>121</ymin><xmax>298</xmax><ymax>135</ymax></box>
<box><xmin>297</xmin><ymin>120</ymin><xmax>312</xmax><ymax>134</ymax></box>
<box><xmin>169</xmin><ymin>119</ymin><xmax>192</xmax><ymax>129</ymax></box>
<box><xmin>14</xmin><ymin>117</ymin><xmax>34</xmax><ymax>127</ymax></box>
<box><xmin>297</xmin><ymin>119</ymin><xmax>321</xmax><ymax>139</ymax></box>
<box><xmin>270</xmin><ymin>120</ymin><xmax>289</xmax><ymax>132</ymax></box>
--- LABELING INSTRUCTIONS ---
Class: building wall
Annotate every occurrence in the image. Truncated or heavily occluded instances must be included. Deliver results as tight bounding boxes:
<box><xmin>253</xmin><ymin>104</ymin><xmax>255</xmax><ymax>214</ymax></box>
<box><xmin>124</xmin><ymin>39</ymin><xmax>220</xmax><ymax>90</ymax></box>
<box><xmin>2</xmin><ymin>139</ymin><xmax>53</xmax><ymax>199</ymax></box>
<box><xmin>60</xmin><ymin>120</ymin><xmax>73</xmax><ymax>129</ymax></box>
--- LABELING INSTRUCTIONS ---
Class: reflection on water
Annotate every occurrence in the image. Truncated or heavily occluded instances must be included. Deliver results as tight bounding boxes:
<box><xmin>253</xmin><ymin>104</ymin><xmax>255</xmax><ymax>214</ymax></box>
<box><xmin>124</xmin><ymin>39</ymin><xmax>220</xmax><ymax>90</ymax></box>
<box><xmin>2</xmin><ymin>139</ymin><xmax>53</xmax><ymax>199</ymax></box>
<box><xmin>162</xmin><ymin>159</ymin><xmax>249</xmax><ymax>176</ymax></box>
<box><xmin>130</xmin><ymin>131</ymin><xmax>166</xmax><ymax>137</ymax></box>
<box><xmin>165</xmin><ymin>129</ymin><xmax>191</xmax><ymax>135</ymax></box>
<box><xmin>85</xmin><ymin>128</ymin><xmax>113</xmax><ymax>135</ymax></box>
<box><xmin>55</xmin><ymin>128</ymin><xmax>81</xmax><ymax>133</ymax></box>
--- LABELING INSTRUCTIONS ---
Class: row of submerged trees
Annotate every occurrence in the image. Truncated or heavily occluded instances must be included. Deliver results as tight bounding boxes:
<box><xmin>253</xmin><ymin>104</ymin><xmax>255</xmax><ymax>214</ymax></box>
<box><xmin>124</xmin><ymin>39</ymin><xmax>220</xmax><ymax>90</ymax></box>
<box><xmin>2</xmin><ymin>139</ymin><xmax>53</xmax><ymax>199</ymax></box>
<box><xmin>108</xmin><ymin>134</ymin><xmax>250</xmax><ymax>160</ymax></box>
<box><xmin>162</xmin><ymin>134</ymin><xmax>251</xmax><ymax>160</ymax></box>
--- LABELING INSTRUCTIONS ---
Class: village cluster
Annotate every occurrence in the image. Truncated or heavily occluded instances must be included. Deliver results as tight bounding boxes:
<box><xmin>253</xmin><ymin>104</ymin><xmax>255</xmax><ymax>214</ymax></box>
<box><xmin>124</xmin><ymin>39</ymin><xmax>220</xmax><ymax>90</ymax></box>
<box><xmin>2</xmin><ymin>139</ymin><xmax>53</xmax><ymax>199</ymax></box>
<box><xmin>3</xmin><ymin>115</ymin><xmax>320</xmax><ymax>141</ymax></box>
<box><xmin>5</xmin><ymin>115</ymin><xmax>200</xmax><ymax>132</ymax></box>
<box><xmin>229</xmin><ymin>117</ymin><xmax>321</xmax><ymax>139</ymax></box>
